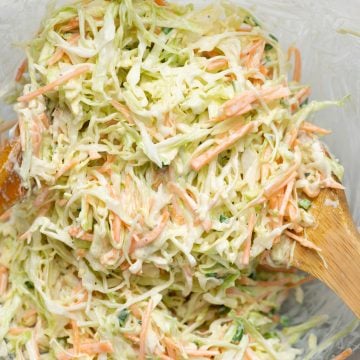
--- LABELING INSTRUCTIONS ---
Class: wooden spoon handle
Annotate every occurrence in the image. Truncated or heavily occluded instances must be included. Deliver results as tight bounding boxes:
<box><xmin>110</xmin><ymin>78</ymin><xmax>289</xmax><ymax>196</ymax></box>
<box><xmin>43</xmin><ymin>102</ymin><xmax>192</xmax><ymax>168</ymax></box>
<box><xmin>0</xmin><ymin>141</ymin><xmax>23</xmax><ymax>216</ymax></box>
<box><xmin>292</xmin><ymin>187</ymin><xmax>360</xmax><ymax>318</ymax></box>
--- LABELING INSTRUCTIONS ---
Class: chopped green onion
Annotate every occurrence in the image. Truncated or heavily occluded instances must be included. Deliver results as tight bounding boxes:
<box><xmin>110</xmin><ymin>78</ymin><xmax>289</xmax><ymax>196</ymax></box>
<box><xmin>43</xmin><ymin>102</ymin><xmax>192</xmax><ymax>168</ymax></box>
<box><xmin>162</xmin><ymin>27</ymin><xmax>173</xmax><ymax>34</ymax></box>
<box><xmin>25</xmin><ymin>281</ymin><xmax>34</xmax><ymax>289</ymax></box>
<box><xmin>232</xmin><ymin>321</ymin><xmax>244</xmax><ymax>342</ymax></box>
<box><xmin>118</xmin><ymin>309</ymin><xmax>130</xmax><ymax>327</ymax></box>
<box><xmin>219</xmin><ymin>214</ymin><xmax>230</xmax><ymax>223</ymax></box>
<box><xmin>298</xmin><ymin>198</ymin><xmax>312</xmax><ymax>210</ymax></box>
<box><xmin>280</xmin><ymin>315</ymin><xmax>290</xmax><ymax>326</ymax></box>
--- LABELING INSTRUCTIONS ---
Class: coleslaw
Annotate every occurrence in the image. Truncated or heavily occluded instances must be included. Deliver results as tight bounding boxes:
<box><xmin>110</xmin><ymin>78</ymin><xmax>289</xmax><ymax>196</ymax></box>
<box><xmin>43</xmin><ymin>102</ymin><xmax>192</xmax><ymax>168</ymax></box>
<box><xmin>0</xmin><ymin>0</ymin><xmax>351</xmax><ymax>359</ymax></box>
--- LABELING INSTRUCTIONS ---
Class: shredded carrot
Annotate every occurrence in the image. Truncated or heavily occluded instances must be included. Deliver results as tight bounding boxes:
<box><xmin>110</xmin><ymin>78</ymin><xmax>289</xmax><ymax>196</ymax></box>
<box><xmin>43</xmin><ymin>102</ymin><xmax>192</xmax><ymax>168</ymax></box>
<box><xmin>285</xmin><ymin>230</ymin><xmax>322</xmax><ymax>252</ymax></box>
<box><xmin>68</xmin><ymin>226</ymin><xmax>93</xmax><ymax>241</ymax></box>
<box><xmin>191</xmin><ymin>121</ymin><xmax>258</xmax><ymax>171</ymax></box>
<box><xmin>56</xmin><ymin>159</ymin><xmax>79</xmax><ymax>179</ymax></box>
<box><xmin>0</xmin><ymin>208</ymin><xmax>12</xmax><ymax>222</ymax></box>
<box><xmin>168</xmin><ymin>182</ymin><xmax>197</xmax><ymax>213</ymax></box>
<box><xmin>332</xmin><ymin>348</ymin><xmax>353</xmax><ymax>360</ymax></box>
<box><xmin>15</xmin><ymin>59</ymin><xmax>28</xmax><ymax>82</ymax></box>
<box><xmin>0</xmin><ymin>266</ymin><xmax>8</xmax><ymax>296</ymax></box>
<box><xmin>300</xmin><ymin>121</ymin><xmax>331</xmax><ymax>135</ymax></box>
<box><xmin>59</xmin><ymin>18</ymin><xmax>79</xmax><ymax>33</ymax></box>
<box><xmin>296</xmin><ymin>86</ymin><xmax>311</xmax><ymax>104</ymax></box>
<box><xmin>322</xmin><ymin>178</ymin><xmax>345</xmax><ymax>190</ymax></box>
<box><xmin>71</xmin><ymin>320</ymin><xmax>80</xmax><ymax>355</ymax></box>
<box><xmin>154</xmin><ymin>0</ymin><xmax>167</xmax><ymax>5</ymax></box>
<box><xmin>156</xmin><ymin>353</ymin><xmax>173</xmax><ymax>360</ymax></box>
<box><xmin>288</xmin><ymin>47</ymin><xmax>302</xmax><ymax>82</ymax></box>
<box><xmin>214</xmin><ymin>85</ymin><xmax>290</xmax><ymax>122</ymax></box>
<box><xmin>57</xmin><ymin>341</ymin><xmax>114</xmax><ymax>360</ymax></box>
<box><xmin>139</xmin><ymin>299</ymin><xmax>153</xmax><ymax>360</ymax></box>
<box><xmin>8</xmin><ymin>327</ymin><xmax>30</xmax><ymax>335</ymax></box>
<box><xmin>259</xmin><ymin>64</ymin><xmax>269</xmax><ymax>76</ymax></box>
<box><xmin>163</xmin><ymin>337</ymin><xmax>179</xmax><ymax>359</ymax></box>
<box><xmin>264</xmin><ymin>168</ymin><xmax>298</xmax><ymax>198</ymax></box>
<box><xmin>279</xmin><ymin>178</ymin><xmax>295</xmax><ymax>216</ymax></box>
<box><xmin>245</xmin><ymin>40</ymin><xmax>266</xmax><ymax>69</ymax></box>
<box><xmin>202</xmin><ymin>50</ymin><xmax>222</xmax><ymax>58</ymax></box>
<box><xmin>242</xmin><ymin>211</ymin><xmax>256</xmax><ymax>265</ymax></box>
<box><xmin>111</xmin><ymin>99</ymin><xmax>134</xmax><ymax>124</ymax></box>
<box><xmin>206</xmin><ymin>58</ymin><xmax>228</xmax><ymax>72</ymax></box>
<box><xmin>131</xmin><ymin>209</ymin><xmax>169</xmax><ymax>252</ymax></box>
<box><xmin>124</xmin><ymin>333</ymin><xmax>140</xmax><ymax>344</ymax></box>
<box><xmin>22</xmin><ymin>309</ymin><xmax>37</xmax><ymax>321</ymax></box>
<box><xmin>110</xmin><ymin>212</ymin><xmax>122</xmax><ymax>244</ymax></box>
<box><xmin>48</xmin><ymin>33</ymin><xmax>80</xmax><ymax>66</ymax></box>
<box><xmin>186</xmin><ymin>349</ymin><xmax>220</xmax><ymax>357</ymax></box>
<box><xmin>18</xmin><ymin>64</ymin><xmax>92</xmax><ymax>103</ymax></box>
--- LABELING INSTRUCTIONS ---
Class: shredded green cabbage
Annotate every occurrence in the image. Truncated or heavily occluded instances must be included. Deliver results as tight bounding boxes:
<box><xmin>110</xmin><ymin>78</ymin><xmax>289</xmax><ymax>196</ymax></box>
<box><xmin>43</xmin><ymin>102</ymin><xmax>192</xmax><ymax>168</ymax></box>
<box><xmin>0</xmin><ymin>0</ymin><xmax>349</xmax><ymax>359</ymax></box>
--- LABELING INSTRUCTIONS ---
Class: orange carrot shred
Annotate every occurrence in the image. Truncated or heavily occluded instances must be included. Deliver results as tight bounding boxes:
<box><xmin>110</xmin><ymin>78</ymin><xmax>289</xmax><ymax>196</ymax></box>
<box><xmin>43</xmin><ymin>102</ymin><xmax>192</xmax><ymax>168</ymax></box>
<box><xmin>15</xmin><ymin>59</ymin><xmax>28</xmax><ymax>82</ymax></box>
<box><xmin>48</xmin><ymin>33</ymin><xmax>80</xmax><ymax>66</ymax></box>
<box><xmin>111</xmin><ymin>100</ymin><xmax>134</xmax><ymax>124</ymax></box>
<box><xmin>288</xmin><ymin>46</ymin><xmax>302</xmax><ymax>82</ymax></box>
<box><xmin>18</xmin><ymin>64</ymin><xmax>92</xmax><ymax>103</ymax></box>
<box><xmin>242</xmin><ymin>211</ymin><xmax>256</xmax><ymax>265</ymax></box>
<box><xmin>139</xmin><ymin>299</ymin><xmax>153</xmax><ymax>360</ymax></box>
<box><xmin>71</xmin><ymin>320</ymin><xmax>80</xmax><ymax>355</ymax></box>
<box><xmin>332</xmin><ymin>348</ymin><xmax>353</xmax><ymax>360</ymax></box>
<box><xmin>285</xmin><ymin>230</ymin><xmax>322</xmax><ymax>252</ymax></box>
<box><xmin>300</xmin><ymin>121</ymin><xmax>331</xmax><ymax>135</ymax></box>
<box><xmin>154</xmin><ymin>0</ymin><xmax>166</xmax><ymax>5</ymax></box>
<box><xmin>206</xmin><ymin>58</ymin><xmax>228</xmax><ymax>72</ymax></box>
<box><xmin>191</xmin><ymin>121</ymin><xmax>259</xmax><ymax>171</ymax></box>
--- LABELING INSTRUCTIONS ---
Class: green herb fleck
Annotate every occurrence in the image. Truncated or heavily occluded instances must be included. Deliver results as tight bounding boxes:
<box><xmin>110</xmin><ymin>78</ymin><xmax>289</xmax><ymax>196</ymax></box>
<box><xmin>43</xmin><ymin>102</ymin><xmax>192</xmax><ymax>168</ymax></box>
<box><xmin>118</xmin><ymin>309</ymin><xmax>129</xmax><ymax>327</ymax></box>
<box><xmin>265</xmin><ymin>43</ymin><xmax>273</xmax><ymax>51</ymax></box>
<box><xmin>25</xmin><ymin>281</ymin><xmax>34</xmax><ymax>289</ymax></box>
<box><xmin>232</xmin><ymin>322</ymin><xmax>244</xmax><ymax>342</ymax></box>
<box><xmin>280</xmin><ymin>315</ymin><xmax>290</xmax><ymax>326</ymax></box>
<box><xmin>264</xmin><ymin>331</ymin><xmax>278</xmax><ymax>339</ymax></box>
<box><xmin>249</xmin><ymin>271</ymin><xmax>256</xmax><ymax>280</ymax></box>
<box><xmin>205</xmin><ymin>272</ymin><xmax>218</xmax><ymax>278</ymax></box>
<box><xmin>219</xmin><ymin>214</ymin><xmax>230</xmax><ymax>223</ymax></box>
<box><xmin>269</xmin><ymin>34</ymin><xmax>278</xmax><ymax>42</ymax></box>
<box><xmin>300</xmin><ymin>98</ymin><xmax>309</xmax><ymax>108</ymax></box>
<box><xmin>264</xmin><ymin>55</ymin><xmax>271</xmax><ymax>64</ymax></box>
<box><xmin>280</xmin><ymin>98</ymin><xmax>288</xmax><ymax>107</ymax></box>
<box><xmin>244</xmin><ymin>15</ymin><xmax>260</xmax><ymax>27</ymax></box>
<box><xmin>298</xmin><ymin>198</ymin><xmax>312</xmax><ymax>210</ymax></box>
<box><xmin>218</xmin><ymin>306</ymin><xmax>230</xmax><ymax>315</ymax></box>
<box><xmin>162</xmin><ymin>27</ymin><xmax>173</xmax><ymax>35</ymax></box>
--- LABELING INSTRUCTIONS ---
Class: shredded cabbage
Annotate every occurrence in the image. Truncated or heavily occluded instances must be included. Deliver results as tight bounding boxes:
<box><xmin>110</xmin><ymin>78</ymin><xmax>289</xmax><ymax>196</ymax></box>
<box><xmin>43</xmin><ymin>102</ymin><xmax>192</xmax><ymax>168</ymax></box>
<box><xmin>0</xmin><ymin>0</ymin><xmax>351</xmax><ymax>359</ymax></box>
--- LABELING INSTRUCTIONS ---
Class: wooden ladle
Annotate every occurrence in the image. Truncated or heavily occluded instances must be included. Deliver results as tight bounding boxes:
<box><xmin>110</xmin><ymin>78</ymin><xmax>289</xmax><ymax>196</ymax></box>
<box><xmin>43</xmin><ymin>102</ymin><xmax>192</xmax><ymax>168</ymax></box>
<box><xmin>0</xmin><ymin>141</ymin><xmax>360</xmax><ymax>317</ymax></box>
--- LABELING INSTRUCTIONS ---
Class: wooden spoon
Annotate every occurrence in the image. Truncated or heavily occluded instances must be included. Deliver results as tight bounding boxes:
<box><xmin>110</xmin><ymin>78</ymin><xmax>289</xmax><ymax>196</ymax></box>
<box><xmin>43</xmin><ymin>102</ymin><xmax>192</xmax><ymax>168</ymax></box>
<box><xmin>291</xmin><ymin>185</ymin><xmax>360</xmax><ymax>318</ymax></box>
<box><xmin>0</xmin><ymin>141</ymin><xmax>360</xmax><ymax>317</ymax></box>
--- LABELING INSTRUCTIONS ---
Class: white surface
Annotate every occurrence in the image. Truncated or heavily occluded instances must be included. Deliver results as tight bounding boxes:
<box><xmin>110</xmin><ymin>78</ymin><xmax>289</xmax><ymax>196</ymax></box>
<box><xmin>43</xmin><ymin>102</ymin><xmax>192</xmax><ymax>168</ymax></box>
<box><xmin>0</xmin><ymin>0</ymin><xmax>359</xmax><ymax>358</ymax></box>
